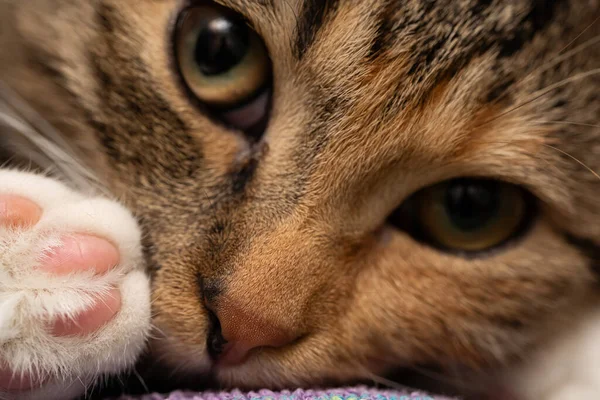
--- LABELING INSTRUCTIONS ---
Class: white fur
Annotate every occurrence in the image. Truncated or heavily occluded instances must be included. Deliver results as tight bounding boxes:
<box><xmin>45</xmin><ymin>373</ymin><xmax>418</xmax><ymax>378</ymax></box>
<box><xmin>0</xmin><ymin>170</ymin><xmax>151</xmax><ymax>400</ymax></box>
<box><xmin>510</xmin><ymin>306</ymin><xmax>600</xmax><ymax>400</ymax></box>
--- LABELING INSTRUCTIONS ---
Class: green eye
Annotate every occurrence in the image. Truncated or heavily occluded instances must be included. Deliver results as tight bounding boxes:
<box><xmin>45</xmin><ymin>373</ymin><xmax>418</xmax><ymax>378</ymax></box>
<box><xmin>175</xmin><ymin>4</ymin><xmax>271</xmax><ymax>110</ymax></box>
<box><xmin>392</xmin><ymin>179</ymin><xmax>534</xmax><ymax>253</ymax></box>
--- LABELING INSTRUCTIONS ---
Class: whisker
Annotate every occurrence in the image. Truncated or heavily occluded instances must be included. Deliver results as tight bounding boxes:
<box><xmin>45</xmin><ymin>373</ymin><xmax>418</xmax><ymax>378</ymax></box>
<box><xmin>543</xmin><ymin>144</ymin><xmax>600</xmax><ymax>181</ymax></box>
<box><xmin>149</xmin><ymin>324</ymin><xmax>167</xmax><ymax>340</ymax></box>
<box><xmin>476</xmin><ymin>68</ymin><xmax>600</xmax><ymax>128</ymax></box>
<box><xmin>531</xmin><ymin>35</ymin><xmax>600</xmax><ymax>82</ymax></box>
<box><xmin>557</xmin><ymin>15</ymin><xmax>600</xmax><ymax>55</ymax></box>
<box><xmin>529</xmin><ymin>120</ymin><xmax>600</xmax><ymax>129</ymax></box>
<box><xmin>364</xmin><ymin>372</ymin><xmax>410</xmax><ymax>392</ymax></box>
<box><xmin>348</xmin><ymin>355</ymin><xmax>485</xmax><ymax>395</ymax></box>
<box><xmin>0</xmin><ymin>80</ymin><xmax>108</xmax><ymax>196</ymax></box>
<box><xmin>406</xmin><ymin>365</ymin><xmax>469</xmax><ymax>391</ymax></box>
<box><xmin>501</xmin><ymin>31</ymin><xmax>600</xmax><ymax>108</ymax></box>
<box><xmin>132</xmin><ymin>367</ymin><xmax>150</xmax><ymax>393</ymax></box>
<box><xmin>0</xmin><ymin>81</ymin><xmax>81</xmax><ymax>163</ymax></box>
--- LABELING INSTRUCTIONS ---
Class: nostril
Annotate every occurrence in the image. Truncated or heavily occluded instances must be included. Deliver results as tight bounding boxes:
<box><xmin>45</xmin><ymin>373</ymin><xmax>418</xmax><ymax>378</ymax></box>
<box><xmin>206</xmin><ymin>309</ymin><xmax>227</xmax><ymax>360</ymax></box>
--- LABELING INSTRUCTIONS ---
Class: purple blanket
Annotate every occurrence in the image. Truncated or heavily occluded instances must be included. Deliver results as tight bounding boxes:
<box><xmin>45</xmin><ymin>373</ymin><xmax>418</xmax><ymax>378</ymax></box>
<box><xmin>115</xmin><ymin>387</ymin><xmax>457</xmax><ymax>400</ymax></box>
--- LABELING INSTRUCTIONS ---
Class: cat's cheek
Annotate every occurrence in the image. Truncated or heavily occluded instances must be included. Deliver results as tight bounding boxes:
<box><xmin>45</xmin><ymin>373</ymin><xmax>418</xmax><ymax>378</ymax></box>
<box><xmin>148</xmin><ymin>324</ymin><xmax>213</xmax><ymax>375</ymax></box>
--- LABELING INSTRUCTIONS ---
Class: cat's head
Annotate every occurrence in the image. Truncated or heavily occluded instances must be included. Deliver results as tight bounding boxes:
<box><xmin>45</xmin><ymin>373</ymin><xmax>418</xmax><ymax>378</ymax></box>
<box><xmin>1</xmin><ymin>0</ymin><xmax>599</xmax><ymax>395</ymax></box>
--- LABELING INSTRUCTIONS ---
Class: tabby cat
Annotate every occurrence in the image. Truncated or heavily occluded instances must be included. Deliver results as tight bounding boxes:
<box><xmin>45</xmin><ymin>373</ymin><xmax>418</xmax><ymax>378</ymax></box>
<box><xmin>0</xmin><ymin>0</ymin><xmax>599</xmax><ymax>399</ymax></box>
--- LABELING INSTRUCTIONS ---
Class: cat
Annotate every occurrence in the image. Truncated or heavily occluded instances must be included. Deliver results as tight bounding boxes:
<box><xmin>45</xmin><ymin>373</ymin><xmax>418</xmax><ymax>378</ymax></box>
<box><xmin>0</xmin><ymin>0</ymin><xmax>599</xmax><ymax>399</ymax></box>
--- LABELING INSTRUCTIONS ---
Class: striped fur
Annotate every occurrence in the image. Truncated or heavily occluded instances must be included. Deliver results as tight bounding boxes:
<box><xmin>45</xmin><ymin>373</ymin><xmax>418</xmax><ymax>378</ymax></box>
<box><xmin>0</xmin><ymin>0</ymin><xmax>599</xmax><ymax>398</ymax></box>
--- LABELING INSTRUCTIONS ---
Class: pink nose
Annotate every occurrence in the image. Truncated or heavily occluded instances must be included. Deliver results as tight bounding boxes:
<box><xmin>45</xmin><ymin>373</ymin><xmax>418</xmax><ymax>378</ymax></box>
<box><xmin>211</xmin><ymin>299</ymin><xmax>296</xmax><ymax>366</ymax></box>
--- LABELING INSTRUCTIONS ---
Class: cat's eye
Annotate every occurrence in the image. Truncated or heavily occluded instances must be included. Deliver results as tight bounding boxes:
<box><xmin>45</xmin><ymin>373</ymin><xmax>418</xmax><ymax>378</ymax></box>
<box><xmin>175</xmin><ymin>3</ymin><xmax>272</xmax><ymax>132</ymax></box>
<box><xmin>390</xmin><ymin>179</ymin><xmax>534</xmax><ymax>253</ymax></box>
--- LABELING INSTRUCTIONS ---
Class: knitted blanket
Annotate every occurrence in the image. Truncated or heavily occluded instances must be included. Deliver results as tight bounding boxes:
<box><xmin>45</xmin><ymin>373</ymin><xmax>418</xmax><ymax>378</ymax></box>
<box><xmin>115</xmin><ymin>387</ymin><xmax>457</xmax><ymax>400</ymax></box>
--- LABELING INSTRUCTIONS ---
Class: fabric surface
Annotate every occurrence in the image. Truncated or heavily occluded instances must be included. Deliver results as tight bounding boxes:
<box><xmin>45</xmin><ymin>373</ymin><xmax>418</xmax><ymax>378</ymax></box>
<box><xmin>115</xmin><ymin>386</ymin><xmax>457</xmax><ymax>400</ymax></box>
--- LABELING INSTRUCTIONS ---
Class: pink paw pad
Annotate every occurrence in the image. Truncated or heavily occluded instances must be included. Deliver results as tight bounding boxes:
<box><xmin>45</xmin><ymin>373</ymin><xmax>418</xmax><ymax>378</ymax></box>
<box><xmin>0</xmin><ymin>195</ymin><xmax>123</xmax><ymax>391</ymax></box>
<box><xmin>0</xmin><ymin>194</ymin><xmax>42</xmax><ymax>228</ymax></box>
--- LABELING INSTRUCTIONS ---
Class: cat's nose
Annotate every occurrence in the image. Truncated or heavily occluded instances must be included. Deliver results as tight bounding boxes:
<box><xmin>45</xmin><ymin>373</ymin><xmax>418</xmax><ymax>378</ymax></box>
<box><xmin>206</xmin><ymin>299</ymin><xmax>297</xmax><ymax>366</ymax></box>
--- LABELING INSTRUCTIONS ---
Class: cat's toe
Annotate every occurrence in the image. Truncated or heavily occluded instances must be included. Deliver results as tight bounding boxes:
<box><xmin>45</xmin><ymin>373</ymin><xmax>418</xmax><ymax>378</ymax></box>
<box><xmin>42</xmin><ymin>233</ymin><xmax>123</xmax><ymax>337</ymax></box>
<box><xmin>0</xmin><ymin>194</ymin><xmax>42</xmax><ymax>228</ymax></box>
<box><xmin>49</xmin><ymin>287</ymin><xmax>121</xmax><ymax>337</ymax></box>
<box><xmin>41</xmin><ymin>233</ymin><xmax>120</xmax><ymax>276</ymax></box>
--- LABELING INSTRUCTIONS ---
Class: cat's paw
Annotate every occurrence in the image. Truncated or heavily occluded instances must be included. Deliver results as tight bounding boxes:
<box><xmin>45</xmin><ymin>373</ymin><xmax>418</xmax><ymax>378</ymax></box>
<box><xmin>0</xmin><ymin>170</ymin><xmax>151</xmax><ymax>400</ymax></box>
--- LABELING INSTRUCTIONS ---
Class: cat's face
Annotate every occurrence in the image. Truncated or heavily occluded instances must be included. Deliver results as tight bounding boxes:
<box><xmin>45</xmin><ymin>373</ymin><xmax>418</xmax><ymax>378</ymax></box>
<box><xmin>1</xmin><ymin>0</ymin><xmax>599</xmax><ymax>394</ymax></box>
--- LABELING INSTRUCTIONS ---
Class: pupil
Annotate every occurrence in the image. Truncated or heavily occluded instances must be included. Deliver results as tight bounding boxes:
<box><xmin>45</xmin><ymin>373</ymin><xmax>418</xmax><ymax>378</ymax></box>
<box><xmin>194</xmin><ymin>16</ymin><xmax>250</xmax><ymax>76</ymax></box>
<box><xmin>444</xmin><ymin>180</ymin><xmax>500</xmax><ymax>232</ymax></box>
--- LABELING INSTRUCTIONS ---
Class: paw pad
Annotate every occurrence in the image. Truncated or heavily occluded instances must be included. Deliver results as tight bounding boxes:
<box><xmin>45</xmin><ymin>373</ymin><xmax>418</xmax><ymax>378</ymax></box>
<box><xmin>0</xmin><ymin>195</ymin><xmax>42</xmax><ymax>228</ymax></box>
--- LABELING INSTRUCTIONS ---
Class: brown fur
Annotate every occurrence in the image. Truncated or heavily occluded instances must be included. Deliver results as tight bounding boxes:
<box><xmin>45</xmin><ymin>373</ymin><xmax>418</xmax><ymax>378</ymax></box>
<box><xmin>1</xmin><ymin>0</ymin><xmax>599</xmax><ymax>396</ymax></box>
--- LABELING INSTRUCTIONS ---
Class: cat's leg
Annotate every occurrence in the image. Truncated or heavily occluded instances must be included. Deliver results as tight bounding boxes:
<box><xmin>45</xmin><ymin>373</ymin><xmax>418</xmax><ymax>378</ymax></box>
<box><xmin>0</xmin><ymin>170</ymin><xmax>151</xmax><ymax>400</ymax></box>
